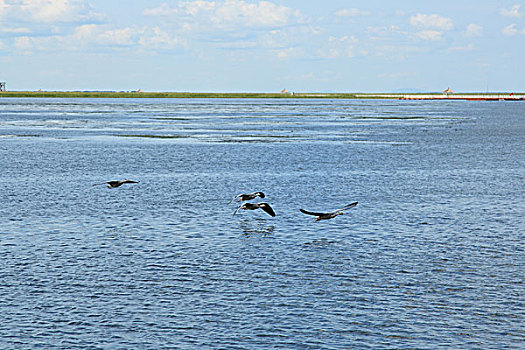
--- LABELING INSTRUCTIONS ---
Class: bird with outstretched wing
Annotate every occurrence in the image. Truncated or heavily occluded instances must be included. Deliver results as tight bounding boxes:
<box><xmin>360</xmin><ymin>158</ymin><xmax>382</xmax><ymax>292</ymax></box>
<box><xmin>233</xmin><ymin>202</ymin><xmax>276</xmax><ymax>217</ymax></box>
<box><xmin>300</xmin><ymin>202</ymin><xmax>358</xmax><ymax>221</ymax></box>
<box><xmin>229</xmin><ymin>191</ymin><xmax>265</xmax><ymax>204</ymax></box>
<box><xmin>93</xmin><ymin>179</ymin><xmax>139</xmax><ymax>188</ymax></box>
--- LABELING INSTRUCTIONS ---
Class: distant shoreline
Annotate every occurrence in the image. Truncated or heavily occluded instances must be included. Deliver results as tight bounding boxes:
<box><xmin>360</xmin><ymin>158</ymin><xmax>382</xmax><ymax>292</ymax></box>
<box><xmin>0</xmin><ymin>91</ymin><xmax>524</xmax><ymax>100</ymax></box>
<box><xmin>0</xmin><ymin>91</ymin><xmax>355</xmax><ymax>99</ymax></box>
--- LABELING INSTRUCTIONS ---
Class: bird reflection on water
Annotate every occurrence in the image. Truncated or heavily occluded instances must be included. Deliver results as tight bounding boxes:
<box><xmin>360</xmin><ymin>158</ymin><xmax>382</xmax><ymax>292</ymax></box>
<box><xmin>238</xmin><ymin>219</ymin><xmax>275</xmax><ymax>237</ymax></box>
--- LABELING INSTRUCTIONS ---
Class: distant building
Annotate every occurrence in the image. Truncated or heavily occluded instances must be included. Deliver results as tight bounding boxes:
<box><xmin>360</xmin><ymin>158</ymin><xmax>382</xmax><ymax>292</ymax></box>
<box><xmin>280</xmin><ymin>88</ymin><xmax>289</xmax><ymax>94</ymax></box>
<box><xmin>0</xmin><ymin>82</ymin><xmax>6</xmax><ymax>92</ymax></box>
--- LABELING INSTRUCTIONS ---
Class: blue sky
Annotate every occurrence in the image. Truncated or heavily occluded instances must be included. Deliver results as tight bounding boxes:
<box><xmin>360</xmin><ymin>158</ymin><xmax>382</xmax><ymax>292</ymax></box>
<box><xmin>0</xmin><ymin>0</ymin><xmax>524</xmax><ymax>92</ymax></box>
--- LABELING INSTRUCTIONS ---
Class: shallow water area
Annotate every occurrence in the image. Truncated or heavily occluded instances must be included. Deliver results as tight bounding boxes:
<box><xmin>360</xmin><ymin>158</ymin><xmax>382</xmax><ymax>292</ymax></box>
<box><xmin>0</xmin><ymin>98</ymin><xmax>523</xmax><ymax>349</ymax></box>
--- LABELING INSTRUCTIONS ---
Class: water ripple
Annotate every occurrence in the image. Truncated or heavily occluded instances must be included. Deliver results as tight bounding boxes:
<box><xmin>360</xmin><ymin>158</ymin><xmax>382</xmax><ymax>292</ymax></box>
<box><xmin>0</xmin><ymin>98</ymin><xmax>523</xmax><ymax>349</ymax></box>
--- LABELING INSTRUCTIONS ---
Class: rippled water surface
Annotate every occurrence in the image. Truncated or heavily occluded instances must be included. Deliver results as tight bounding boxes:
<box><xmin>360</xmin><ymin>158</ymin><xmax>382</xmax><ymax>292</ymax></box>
<box><xmin>0</xmin><ymin>98</ymin><xmax>523</xmax><ymax>349</ymax></box>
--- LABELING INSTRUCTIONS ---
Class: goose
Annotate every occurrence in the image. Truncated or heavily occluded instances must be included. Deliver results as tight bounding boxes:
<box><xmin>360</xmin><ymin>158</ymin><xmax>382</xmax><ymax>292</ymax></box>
<box><xmin>300</xmin><ymin>202</ymin><xmax>358</xmax><ymax>221</ymax></box>
<box><xmin>229</xmin><ymin>191</ymin><xmax>265</xmax><ymax>204</ymax></box>
<box><xmin>93</xmin><ymin>179</ymin><xmax>139</xmax><ymax>188</ymax></box>
<box><xmin>233</xmin><ymin>202</ymin><xmax>276</xmax><ymax>217</ymax></box>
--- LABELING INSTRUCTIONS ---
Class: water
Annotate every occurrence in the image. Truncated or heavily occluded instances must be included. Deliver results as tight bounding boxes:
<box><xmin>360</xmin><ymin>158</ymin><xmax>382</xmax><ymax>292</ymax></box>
<box><xmin>0</xmin><ymin>98</ymin><xmax>523</xmax><ymax>349</ymax></box>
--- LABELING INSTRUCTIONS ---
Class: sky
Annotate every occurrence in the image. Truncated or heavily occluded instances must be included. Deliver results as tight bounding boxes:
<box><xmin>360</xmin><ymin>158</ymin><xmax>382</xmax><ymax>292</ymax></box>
<box><xmin>0</xmin><ymin>0</ymin><xmax>524</xmax><ymax>92</ymax></box>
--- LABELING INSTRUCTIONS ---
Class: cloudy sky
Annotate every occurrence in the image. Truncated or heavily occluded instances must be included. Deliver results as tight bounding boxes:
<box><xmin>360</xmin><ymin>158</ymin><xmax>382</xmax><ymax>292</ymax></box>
<box><xmin>0</xmin><ymin>0</ymin><xmax>523</xmax><ymax>92</ymax></box>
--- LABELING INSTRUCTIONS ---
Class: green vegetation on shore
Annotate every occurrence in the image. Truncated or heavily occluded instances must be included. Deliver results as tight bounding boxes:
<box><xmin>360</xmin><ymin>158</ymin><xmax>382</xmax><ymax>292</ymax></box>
<box><xmin>1</xmin><ymin>91</ymin><xmax>523</xmax><ymax>99</ymax></box>
<box><xmin>0</xmin><ymin>91</ymin><xmax>358</xmax><ymax>99</ymax></box>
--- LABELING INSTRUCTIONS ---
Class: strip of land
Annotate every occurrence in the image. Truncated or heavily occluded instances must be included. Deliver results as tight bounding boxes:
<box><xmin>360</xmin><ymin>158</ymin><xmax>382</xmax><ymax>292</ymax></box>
<box><xmin>0</xmin><ymin>91</ymin><xmax>524</xmax><ymax>99</ymax></box>
<box><xmin>356</xmin><ymin>93</ymin><xmax>525</xmax><ymax>101</ymax></box>
<box><xmin>0</xmin><ymin>91</ymin><xmax>355</xmax><ymax>98</ymax></box>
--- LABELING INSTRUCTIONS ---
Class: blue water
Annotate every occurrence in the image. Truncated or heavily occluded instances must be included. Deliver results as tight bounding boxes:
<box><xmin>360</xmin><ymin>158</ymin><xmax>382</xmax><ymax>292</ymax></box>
<box><xmin>0</xmin><ymin>98</ymin><xmax>523</xmax><ymax>349</ymax></box>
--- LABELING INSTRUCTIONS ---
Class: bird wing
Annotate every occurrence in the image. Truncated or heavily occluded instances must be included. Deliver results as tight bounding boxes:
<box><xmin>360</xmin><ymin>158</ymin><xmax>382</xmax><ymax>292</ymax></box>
<box><xmin>300</xmin><ymin>209</ymin><xmax>325</xmax><ymax>216</ymax></box>
<box><xmin>259</xmin><ymin>203</ymin><xmax>276</xmax><ymax>217</ymax></box>
<box><xmin>228</xmin><ymin>194</ymin><xmax>242</xmax><ymax>204</ymax></box>
<box><xmin>232</xmin><ymin>205</ymin><xmax>243</xmax><ymax>216</ymax></box>
<box><xmin>337</xmin><ymin>202</ymin><xmax>358</xmax><ymax>212</ymax></box>
<box><xmin>93</xmin><ymin>180</ymin><xmax>117</xmax><ymax>186</ymax></box>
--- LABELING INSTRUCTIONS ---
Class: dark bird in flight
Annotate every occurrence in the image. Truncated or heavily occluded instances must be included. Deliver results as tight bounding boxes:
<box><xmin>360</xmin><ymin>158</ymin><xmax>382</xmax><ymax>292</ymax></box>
<box><xmin>300</xmin><ymin>202</ymin><xmax>358</xmax><ymax>221</ymax></box>
<box><xmin>233</xmin><ymin>202</ymin><xmax>276</xmax><ymax>217</ymax></box>
<box><xmin>93</xmin><ymin>179</ymin><xmax>139</xmax><ymax>188</ymax></box>
<box><xmin>229</xmin><ymin>191</ymin><xmax>265</xmax><ymax>204</ymax></box>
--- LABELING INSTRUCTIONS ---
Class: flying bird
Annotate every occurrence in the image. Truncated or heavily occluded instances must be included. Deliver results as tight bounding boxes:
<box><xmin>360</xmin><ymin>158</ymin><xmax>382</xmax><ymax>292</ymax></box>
<box><xmin>229</xmin><ymin>191</ymin><xmax>265</xmax><ymax>204</ymax></box>
<box><xmin>300</xmin><ymin>202</ymin><xmax>358</xmax><ymax>221</ymax></box>
<box><xmin>233</xmin><ymin>202</ymin><xmax>276</xmax><ymax>217</ymax></box>
<box><xmin>93</xmin><ymin>179</ymin><xmax>139</xmax><ymax>188</ymax></box>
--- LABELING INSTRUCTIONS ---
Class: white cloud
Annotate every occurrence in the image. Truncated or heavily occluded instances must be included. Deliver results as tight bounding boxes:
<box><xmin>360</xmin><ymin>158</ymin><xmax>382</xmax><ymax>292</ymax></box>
<box><xmin>329</xmin><ymin>35</ymin><xmax>358</xmax><ymax>44</ymax></box>
<box><xmin>143</xmin><ymin>1</ymin><xmax>215</xmax><ymax>17</ymax></box>
<box><xmin>14</xmin><ymin>36</ymin><xmax>33</xmax><ymax>51</ymax></box>
<box><xmin>447</xmin><ymin>43</ymin><xmax>476</xmax><ymax>53</ymax></box>
<box><xmin>464</xmin><ymin>23</ymin><xmax>483</xmax><ymax>37</ymax></box>
<box><xmin>214</xmin><ymin>40</ymin><xmax>257</xmax><ymax>49</ymax></box>
<box><xmin>139</xmin><ymin>27</ymin><xmax>187</xmax><ymax>50</ymax></box>
<box><xmin>3</xmin><ymin>0</ymin><xmax>103</xmax><ymax>23</ymax></box>
<box><xmin>415</xmin><ymin>30</ymin><xmax>443</xmax><ymax>41</ymax></box>
<box><xmin>72</xmin><ymin>24</ymin><xmax>99</xmax><ymax>40</ymax></box>
<box><xmin>97</xmin><ymin>27</ymin><xmax>139</xmax><ymax>46</ymax></box>
<box><xmin>366</xmin><ymin>25</ymin><xmax>405</xmax><ymax>41</ymax></box>
<box><xmin>0</xmin><ymin>27</ymin><xmax>31</xmax><ymax>34</ymax></box>
<box><xmin>5</xmin><ymin>23</ymin><xmax>188</xmax><ymax>55</ymax></box>
<box><xmin>73</xmin><ymin>24</ymin><xmax>133</xmax><ymax>46</ymax></box>
<box><xmin>142</xmin><ymin>0</ymin><xmax>312</xmax><ymax>58</ymax></box>
<box><xmin>318</xmin><ymin>35</ymin><xmax>358</xmax><ymax>59</ymax></box>
<box><xmin>335</xmin><ymin>8</ymin><xmax>370</xmax><ymax>17</ymax></box>
<box><xmin>22</xmin><ymin>0</ymin><xmax>75</xmax><ymax>22</ymax></box>
<box><xmin>409</xmin><ymin>14</ymin><xmax>452</xmax><ymax>43</ymax></box>
<box><xmin>502</xmin><ymin>23</ymin><xmax>518</xmax><ymax>36</ymax></box>
<box><xmin>73</xmin><ymin>25</ymin><xmax>137</xmax><ymax>46</ymax></box>
<box><xmin>317</xmin><ymin>48</ymin><xmax>340</xmax><ymax>59</ymax></box>
<box><xmin>217</xmin><ymin>0</ymin><xmax>300</xmax><ymax>28</ymax></box>
<box><xmin>274</xmin><ymin>47</ymin><xmax>304</xmax><ymax>59</ymax></box>
<box><xmin>141</xmin><ymin>2</ymin><xmax>172</xmax><ymax>17</ymax></box>
<box><xmin>410</xmin><ymin>13</ymin><xmax>453</xmax><ymax>31</ymax></box>
<box><xmin>259</xmin><ymin>25</ymin><xmax>320</xmax><ymax>58</ymax></box>
<box><xmin>70</xmin><ymin>24</ymin><xmax>187</xmax><ymax>51</ymax></box>
<box><xmin>72</xmin><ymin>24</ymin><xmax>122</xmax><ymax>45</ymax></box>
<box><xmin>371</xmin><ymin>44</ymin><xmax>428</xmax><ymax>61</ymax></box>
<box><xmin>501</xmin><ymin>4</ymin><xmax>523</xmax><ymax>18</ymax></box>
<box><xmin>0</xmin><ymin>0</ymin><xmax>6</xmax><ymax>16</ymax></box>
<box><xmin>143</xmin><ymin>0</ymin><xmax>305</xmax><ymax>30</ymax></box>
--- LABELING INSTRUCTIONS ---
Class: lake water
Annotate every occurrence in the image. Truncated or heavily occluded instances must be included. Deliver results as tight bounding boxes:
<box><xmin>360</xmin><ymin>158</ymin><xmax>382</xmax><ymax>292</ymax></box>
<box><xmin>0</xmin><ymin>98</ymin><xmax>523</xmax><ymax>349</ymax></box>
